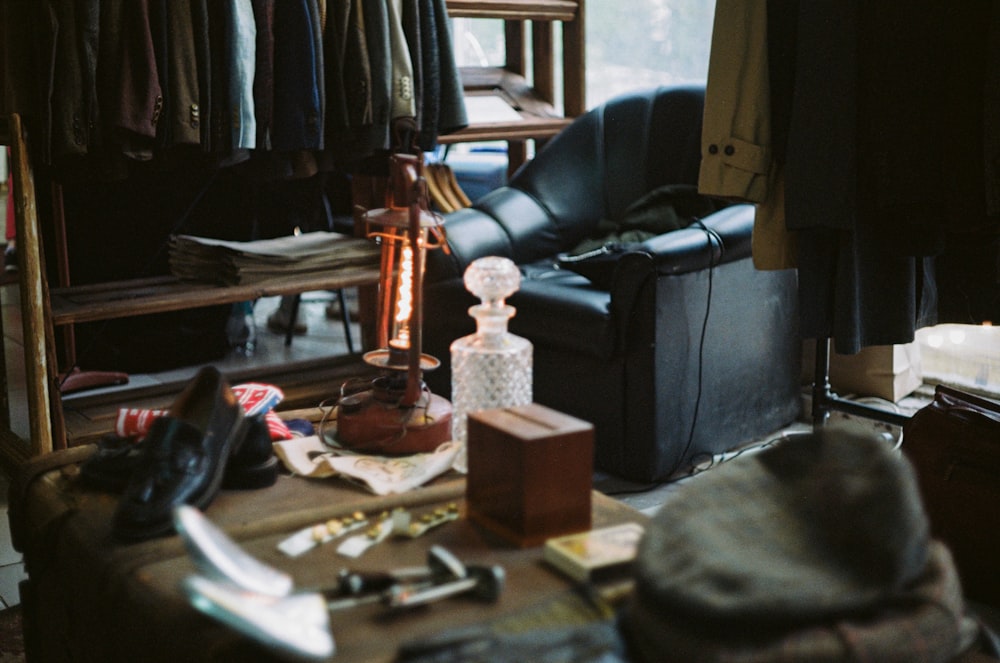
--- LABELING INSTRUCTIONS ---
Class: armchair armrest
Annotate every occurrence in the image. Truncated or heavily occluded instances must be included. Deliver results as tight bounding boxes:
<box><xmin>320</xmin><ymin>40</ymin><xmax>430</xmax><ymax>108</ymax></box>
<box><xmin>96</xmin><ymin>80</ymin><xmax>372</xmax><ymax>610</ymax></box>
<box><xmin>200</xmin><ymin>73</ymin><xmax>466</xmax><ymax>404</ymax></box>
<box><xmin>606</xmin><ymin>204</ymin><xmax>757</xmax><ymax>354</ymax></box>
<box><xmin>640</xmin><ymin>203</ymin><xmax>755</xmax><ymax>275</ymax></box>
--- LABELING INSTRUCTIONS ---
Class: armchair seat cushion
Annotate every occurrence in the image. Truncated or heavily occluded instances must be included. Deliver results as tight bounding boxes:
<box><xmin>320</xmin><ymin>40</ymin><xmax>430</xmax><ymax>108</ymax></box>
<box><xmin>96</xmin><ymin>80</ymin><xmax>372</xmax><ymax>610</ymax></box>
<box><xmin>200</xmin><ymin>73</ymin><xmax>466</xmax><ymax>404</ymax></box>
<box><xmin>515</xmin><ymin>266</ymin><xmax>616</xmax><ymax>359</ymax></box>
<box><xmin>427</xmin><ymin>261</ymin><xmax>615</xmax><ymax>361</ymax></box>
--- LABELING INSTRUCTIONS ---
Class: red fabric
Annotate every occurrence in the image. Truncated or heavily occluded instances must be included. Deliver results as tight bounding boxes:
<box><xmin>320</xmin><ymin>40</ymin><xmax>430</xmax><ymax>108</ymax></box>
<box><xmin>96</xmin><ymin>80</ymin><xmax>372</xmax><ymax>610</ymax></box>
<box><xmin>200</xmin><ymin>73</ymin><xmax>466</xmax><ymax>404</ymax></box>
<box><xmin>115</xmin><ymin>382</ymin><xmax>293</xmax><ymax>441</ymax></box>
<box><xmin>264</xmin><ymin>411</ymin><xmax>292</xmax><ymax>440</ymax></box>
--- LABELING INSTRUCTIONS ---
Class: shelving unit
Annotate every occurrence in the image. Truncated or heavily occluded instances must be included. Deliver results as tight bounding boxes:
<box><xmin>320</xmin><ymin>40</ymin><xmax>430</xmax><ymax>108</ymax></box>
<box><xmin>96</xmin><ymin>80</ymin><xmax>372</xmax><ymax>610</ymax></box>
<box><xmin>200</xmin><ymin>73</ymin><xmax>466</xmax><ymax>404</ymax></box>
<box><xmin>48</xmin><ymin>270</ymin><xmax>379</xmax><ymax>328</ymax></box>
<box><xmin>442</xmin><ymin>0</ymin><xmax>586</xmax><ymax>174</ymax></box>
<box><xmin>0</xmin><ymin>1</ymin><xmax>587</xmax><ymax>472</ymax></box>
<box><xmin>0</xmin><ymin>114</ymin><xmax>380</xmax><ymax>473</ymax></box>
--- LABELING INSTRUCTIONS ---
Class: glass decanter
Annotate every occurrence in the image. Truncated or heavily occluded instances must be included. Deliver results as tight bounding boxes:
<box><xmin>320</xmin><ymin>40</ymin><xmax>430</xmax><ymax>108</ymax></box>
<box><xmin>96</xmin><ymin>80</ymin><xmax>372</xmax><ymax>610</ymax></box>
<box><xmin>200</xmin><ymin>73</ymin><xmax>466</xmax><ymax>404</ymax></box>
<box><xmin>450</xmin><ymin>256</ymin><xmax>533</xmax><ymax>470</ymax></box>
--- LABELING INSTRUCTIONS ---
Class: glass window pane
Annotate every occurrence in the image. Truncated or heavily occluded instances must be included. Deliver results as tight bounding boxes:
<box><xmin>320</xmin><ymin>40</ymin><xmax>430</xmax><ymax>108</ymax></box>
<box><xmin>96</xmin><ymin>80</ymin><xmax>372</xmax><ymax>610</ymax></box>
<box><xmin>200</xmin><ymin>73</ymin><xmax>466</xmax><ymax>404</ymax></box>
<box><xmin>587</xmin><ymin>0</ymin><xmax>716</xmax><ymax>107</ymax></box>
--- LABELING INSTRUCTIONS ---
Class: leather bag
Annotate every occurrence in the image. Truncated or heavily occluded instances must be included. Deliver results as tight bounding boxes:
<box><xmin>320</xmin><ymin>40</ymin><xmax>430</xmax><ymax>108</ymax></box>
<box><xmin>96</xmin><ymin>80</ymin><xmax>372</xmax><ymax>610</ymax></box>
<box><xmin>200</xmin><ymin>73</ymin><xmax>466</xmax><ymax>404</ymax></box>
<box><xmin>902</xmin><ymin>385</ymin><xmax>1000</xmax><ymax>606</ymax></box>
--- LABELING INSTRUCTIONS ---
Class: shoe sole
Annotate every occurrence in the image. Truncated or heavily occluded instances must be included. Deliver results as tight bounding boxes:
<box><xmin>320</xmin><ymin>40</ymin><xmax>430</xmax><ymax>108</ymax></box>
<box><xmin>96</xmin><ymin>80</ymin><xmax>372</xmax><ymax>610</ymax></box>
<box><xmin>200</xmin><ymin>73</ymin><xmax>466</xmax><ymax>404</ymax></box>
<box><xmin>223</xmin><ymin>455</ymin><xmax>279</xmax><ymax>490</ymax></box>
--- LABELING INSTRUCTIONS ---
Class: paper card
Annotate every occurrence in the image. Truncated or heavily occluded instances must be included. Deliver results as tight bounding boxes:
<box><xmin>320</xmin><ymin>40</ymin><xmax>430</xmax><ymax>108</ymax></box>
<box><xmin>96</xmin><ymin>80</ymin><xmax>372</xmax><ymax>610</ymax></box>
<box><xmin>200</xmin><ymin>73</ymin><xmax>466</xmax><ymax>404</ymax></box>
<box><xmin>272</xmin><ymin>436</ymin><xmax>461</xmax><ymax>496</ymax></box>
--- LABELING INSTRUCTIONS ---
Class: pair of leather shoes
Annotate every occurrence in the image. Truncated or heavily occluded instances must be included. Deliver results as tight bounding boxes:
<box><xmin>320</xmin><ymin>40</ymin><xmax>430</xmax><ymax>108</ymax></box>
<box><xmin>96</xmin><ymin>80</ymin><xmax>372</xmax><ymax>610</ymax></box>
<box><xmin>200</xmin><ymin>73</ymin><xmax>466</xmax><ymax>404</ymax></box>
<box><xmin>111</xmin><ymin>366</ymin><xmax>278</xmax><ymax>542</ymax></box>
<box><xmin>83</xmin><ymin>420</ymin><xmax>277</xmax><ymax>493</ymax></box>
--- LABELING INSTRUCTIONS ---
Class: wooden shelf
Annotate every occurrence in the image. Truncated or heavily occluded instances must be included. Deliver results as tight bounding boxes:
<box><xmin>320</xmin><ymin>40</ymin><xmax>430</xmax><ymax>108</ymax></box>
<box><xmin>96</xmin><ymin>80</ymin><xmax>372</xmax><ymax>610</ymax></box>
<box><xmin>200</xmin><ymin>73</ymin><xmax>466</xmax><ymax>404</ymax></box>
<box><xmin>446</xmin><ymin>0</ymin><xmax>578</xmax><ymax>21</ymax></box>
<box><xmin>2</xmin><ymin>111</ymin><xmax>388</xmax><ymax>463</ymax></box>
<box><xmin>438</xmin><ymin>117</ymin><xmax>570</xmax><ymax>144</ymax></box>
<box><xmin>49</xmin><ymin>266</ymin><xmax>381</xmax><ymax>326</ymax></box>
<box><xmin>438</xmin><ymin>67</ymin><xmax>571</xmax><ymax>145</ymax></box>
<box><xmin>442</xmin><ymin>1</ymin><xmax>585</xmax><ymax>172</ymax></box>
<box><xmin>61</xmin><ymin>355</ymin><xmax>377</xmax><ymax>446</ymax></box>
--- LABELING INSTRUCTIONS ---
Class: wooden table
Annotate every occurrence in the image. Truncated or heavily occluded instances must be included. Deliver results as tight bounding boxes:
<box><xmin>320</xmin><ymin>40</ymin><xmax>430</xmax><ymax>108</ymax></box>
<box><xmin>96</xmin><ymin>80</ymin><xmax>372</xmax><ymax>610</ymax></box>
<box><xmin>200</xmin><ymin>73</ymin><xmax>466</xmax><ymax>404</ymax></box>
<box><xmin>8</xmin><ymin>446</ymin><xmax>647</xmax><ymax>662</ymax></box>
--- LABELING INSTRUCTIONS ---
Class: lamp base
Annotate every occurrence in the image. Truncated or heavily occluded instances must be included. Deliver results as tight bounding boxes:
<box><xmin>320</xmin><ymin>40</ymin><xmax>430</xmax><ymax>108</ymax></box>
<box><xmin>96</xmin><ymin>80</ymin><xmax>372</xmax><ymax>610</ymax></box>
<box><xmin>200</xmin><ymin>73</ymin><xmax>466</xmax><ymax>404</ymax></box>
<box><xmin>336</xmin><ymin>383</ymin><xmax>453</xmax><ymax>455</ymax></box>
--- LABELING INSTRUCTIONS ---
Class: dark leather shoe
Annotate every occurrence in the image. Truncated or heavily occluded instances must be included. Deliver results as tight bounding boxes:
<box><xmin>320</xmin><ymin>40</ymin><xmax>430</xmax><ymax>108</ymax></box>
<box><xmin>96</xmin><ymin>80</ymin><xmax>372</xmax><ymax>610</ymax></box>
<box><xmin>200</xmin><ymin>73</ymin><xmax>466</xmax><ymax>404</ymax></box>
<box><xmin>113</xmin><ymin>366</ymin><xmax>254</xmax><ymax>541</ymax></box>
<box><xmin>80</xmin><ymin>433</ymin><xmax>145</xmax><ymax>492</ymax></box>
<box><xmin>223</xmin><ymin>414</ymin><xmax>279</xmax><ymax>489</ymax></box>
<box><xmin>84</xmin><ymin>415</ymin><xmax>278</xmax><ymax>494</ymax></box>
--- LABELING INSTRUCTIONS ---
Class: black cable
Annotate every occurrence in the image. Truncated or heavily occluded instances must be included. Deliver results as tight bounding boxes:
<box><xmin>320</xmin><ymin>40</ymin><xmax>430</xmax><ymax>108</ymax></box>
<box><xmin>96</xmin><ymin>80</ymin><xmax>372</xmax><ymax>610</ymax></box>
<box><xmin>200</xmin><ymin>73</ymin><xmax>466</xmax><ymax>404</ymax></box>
<box><xmin>670</xmin><ymin>219</ymin><xmax>723</xmax><ymax>477</ymax></box>
<box><xmin>682</xmin><ymin>433</ymin><xmax>787</xmax><ymax>479</ymax></box>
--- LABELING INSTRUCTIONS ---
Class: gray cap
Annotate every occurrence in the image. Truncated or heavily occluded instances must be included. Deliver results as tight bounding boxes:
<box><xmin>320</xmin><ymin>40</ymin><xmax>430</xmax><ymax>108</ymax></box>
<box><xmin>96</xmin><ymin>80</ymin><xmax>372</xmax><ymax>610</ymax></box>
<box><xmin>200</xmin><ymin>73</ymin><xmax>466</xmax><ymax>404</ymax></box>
<box><xmin>625</xmin><ymin>429</ymin><xmax>974</xmax><ymax>662</ymax></box>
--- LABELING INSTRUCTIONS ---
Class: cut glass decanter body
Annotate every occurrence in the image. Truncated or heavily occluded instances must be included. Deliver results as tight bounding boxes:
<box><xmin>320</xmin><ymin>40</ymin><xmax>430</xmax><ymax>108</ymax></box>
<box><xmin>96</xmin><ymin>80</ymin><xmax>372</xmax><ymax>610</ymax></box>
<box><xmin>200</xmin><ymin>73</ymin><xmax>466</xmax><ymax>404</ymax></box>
<box><xmin>450</xmin><ymin>257</ymin><xmax>533</xmax><ymax>468</ymax></box>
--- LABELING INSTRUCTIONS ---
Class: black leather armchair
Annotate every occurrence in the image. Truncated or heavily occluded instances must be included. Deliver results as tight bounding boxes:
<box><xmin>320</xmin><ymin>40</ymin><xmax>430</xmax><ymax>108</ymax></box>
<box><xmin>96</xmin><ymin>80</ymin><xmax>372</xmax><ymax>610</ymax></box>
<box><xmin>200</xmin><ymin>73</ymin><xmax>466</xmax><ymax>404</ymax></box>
<box><xmin>423</xmin><ymin>86</ymin><xmax>801</xmax><ymax>483</ymax></box>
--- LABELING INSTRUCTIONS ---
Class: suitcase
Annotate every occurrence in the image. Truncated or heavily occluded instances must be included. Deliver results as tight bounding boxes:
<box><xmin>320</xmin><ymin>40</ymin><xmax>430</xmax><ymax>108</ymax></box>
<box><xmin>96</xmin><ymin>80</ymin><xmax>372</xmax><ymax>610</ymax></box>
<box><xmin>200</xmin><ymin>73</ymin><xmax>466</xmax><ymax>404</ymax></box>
<box><xmin>902</xmin><ymin>385</ymin><xmax>1000</xmax><ymax>606</ymax></box>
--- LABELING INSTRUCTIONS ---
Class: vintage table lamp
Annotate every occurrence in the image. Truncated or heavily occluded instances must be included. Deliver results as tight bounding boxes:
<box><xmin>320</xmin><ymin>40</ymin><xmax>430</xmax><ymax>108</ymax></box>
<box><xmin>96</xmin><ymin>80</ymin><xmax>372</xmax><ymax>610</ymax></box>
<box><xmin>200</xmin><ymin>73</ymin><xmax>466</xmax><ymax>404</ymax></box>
<box><xmin>335</xmin><ymin>154</ymin><xmax>453</xmax><ymax>454</ymax></box>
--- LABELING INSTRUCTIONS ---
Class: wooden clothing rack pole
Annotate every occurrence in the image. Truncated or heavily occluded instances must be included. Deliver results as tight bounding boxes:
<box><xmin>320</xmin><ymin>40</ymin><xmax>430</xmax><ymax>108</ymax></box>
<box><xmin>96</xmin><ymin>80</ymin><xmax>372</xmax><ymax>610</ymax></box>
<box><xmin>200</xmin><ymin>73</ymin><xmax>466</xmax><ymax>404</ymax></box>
<box><xmin>811</xmin><ymin>337</ymin><xmax>912</xmax><ymax>428</ymax></box>
<box><xmin>5</xmin><ymin>113</ymin><xmax>64</xmax><ymax>456</ymax></box>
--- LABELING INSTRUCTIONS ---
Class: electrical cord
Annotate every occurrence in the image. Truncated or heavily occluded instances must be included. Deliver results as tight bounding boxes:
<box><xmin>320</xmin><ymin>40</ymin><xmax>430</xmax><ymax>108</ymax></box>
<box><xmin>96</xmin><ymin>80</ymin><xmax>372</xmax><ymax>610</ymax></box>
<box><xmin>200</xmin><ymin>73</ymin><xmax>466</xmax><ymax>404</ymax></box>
<box><xmin>669</xmin><ymin>219</ymin><xmax>724</xmax><ymax>478</ymax></box>
<box><xmin>683</xmin><ymin>433</ymin><xmax>788</xmax><ymax>478</ymax></box>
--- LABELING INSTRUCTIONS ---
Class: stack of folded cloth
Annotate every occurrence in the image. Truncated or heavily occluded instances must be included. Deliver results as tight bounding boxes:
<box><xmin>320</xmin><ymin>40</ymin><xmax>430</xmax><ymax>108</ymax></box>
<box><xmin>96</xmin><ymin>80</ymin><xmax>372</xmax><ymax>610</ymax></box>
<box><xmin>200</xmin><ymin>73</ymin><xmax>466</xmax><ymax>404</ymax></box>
<box><xmin>625</xmin><ymin>428</ymin><xmax>991</xmax><ymax>663</ymax></box>
<box><xmin>169</xmin><ymin>231</ymin><xmax>380</xmax><ymax>285</ymax></box>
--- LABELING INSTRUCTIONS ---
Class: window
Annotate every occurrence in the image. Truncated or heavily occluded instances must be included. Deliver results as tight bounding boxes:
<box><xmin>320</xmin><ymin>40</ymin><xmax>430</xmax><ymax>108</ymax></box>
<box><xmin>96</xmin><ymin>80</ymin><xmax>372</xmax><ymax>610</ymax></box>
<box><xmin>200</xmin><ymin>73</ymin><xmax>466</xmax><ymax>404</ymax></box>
<box><xmin>446</xmin><ymin>2</ymin><xmax>716</xmax><ymax>176</ymax></box>
<box><xmin>916</xmin><ymin>324</ymin><xmax>1000</xmax><ymax>398</ymax></box>
<box><xmin>450</xmin><ymin>0</ymin><xmax>717</xmax><ymax>111</ymax></box>
<box><xmin>585</xmin><ymin>0</ymin><xmax>715</xmax><ymax>107</ymax></box>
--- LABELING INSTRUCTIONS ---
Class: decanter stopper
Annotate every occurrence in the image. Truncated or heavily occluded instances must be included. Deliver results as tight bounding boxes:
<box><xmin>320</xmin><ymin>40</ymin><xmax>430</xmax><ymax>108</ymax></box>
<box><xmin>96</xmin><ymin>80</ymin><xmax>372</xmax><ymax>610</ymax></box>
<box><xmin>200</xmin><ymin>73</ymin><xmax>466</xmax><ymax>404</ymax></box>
<box><xmin>464</xmin><ymin>255</ymin><xmax>520</xmax><ymax>336</ymax></box>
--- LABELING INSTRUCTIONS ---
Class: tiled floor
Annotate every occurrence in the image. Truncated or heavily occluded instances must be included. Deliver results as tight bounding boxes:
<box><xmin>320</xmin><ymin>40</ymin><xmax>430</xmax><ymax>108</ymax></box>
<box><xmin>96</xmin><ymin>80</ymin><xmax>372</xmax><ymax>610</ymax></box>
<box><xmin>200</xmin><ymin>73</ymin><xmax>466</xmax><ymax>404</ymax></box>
<box><xmin>0</xmin><ymin>469</ymin><xmax>27</xmax><ymax>609</ymax></box>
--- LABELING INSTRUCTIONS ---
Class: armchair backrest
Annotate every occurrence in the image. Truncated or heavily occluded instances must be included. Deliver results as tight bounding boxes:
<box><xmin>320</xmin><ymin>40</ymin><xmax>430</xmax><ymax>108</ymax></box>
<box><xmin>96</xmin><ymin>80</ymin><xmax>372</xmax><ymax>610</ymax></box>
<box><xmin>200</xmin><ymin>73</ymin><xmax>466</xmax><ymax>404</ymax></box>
<box><xmin>427</xmin><ymin>86</ymin><xmax>707</xmax><ymax>282</ymax></box>
<box><xmin>510</xmin><ymin>85</ymin><xmax>706</xmax><ymax>247</ymax></box>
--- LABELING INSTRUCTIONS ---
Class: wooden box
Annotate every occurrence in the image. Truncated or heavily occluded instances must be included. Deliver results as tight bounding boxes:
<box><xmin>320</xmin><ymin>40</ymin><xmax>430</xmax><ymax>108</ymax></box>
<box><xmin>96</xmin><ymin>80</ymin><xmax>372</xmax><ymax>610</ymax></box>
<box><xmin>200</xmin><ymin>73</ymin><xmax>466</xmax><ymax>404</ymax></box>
<box><xmin>466</xmin><ymin>403</ymin><xmax>594</xmax><ymax>547</ymax></box>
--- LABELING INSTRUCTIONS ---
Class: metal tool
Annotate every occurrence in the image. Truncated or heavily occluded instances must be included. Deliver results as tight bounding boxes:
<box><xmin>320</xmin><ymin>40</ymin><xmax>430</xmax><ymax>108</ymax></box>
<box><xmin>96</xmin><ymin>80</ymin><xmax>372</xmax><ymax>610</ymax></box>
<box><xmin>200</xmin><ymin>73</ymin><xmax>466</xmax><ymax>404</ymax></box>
<box><xmin>176</xmin><ymin>505</ymin><xmax>500</xmax><ymax>660</ymax></box>
<box><xmin>183</xmin><ymin>561</ymin><xmax>503</xmax><ymax>660</ymax></box>
<box><xmin>174</xmin><ymin>504</ymin><xmax>294</xmax><ymax>597</ymax></box>
<box><xmin>183</xmin><ymin>574</ymin><xmax>335</xmax><ymax>661</ymax></box>
<box><xmin>335</xmin><ymin>545</ymin><xmax>468</xmax><ymax>597</ymax></box>
<box><xmin>174</xmin><ymin>505</ymin><xmax>466</xmax><ymax>598</ymax></box>
<box><xmin>387</xmin><ymin>564</ymin><xmax>506</xmax><ymax>609</ymax></box>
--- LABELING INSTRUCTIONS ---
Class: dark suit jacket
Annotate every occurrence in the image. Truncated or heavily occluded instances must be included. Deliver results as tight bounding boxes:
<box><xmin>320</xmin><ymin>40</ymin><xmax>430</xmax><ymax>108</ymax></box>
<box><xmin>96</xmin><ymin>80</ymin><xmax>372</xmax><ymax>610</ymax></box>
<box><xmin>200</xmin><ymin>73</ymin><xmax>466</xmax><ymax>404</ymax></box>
<box><xmin>430</xmin><ymin>0</ymin><xmax>467</xmax><ymax>138</ymax></box>
<box><xmin>323</xmin><ymin>0</ymin><xmax>379</xmax><ymax>168</ymax></box>
<box><xmin>360</xmin><ymin>0</ymin><xmax>391</xmax><ymax>154</ymax></box>
<box><xmin>40</xmin><ymin>0</ymin><xmax>100</xmax><ymax>161</ymax></box>
<box><xmin>416</xmin><ymin>0</ymin><xmax>467</xmax><ymax>151</ymax></box>
<box><xmin>110</xmin><ymin>0</ymin><xmax>163</xmax><ymax>160</ymax></box>
<box><xmin>165</xmin><ymin>0</ymin><xmax>201</xmax><ymax>147</ymax></box>
<box><xmin>190</xmin><ymin>0</ymin><xmax>213</xmax><ymax>152</ymax></box>
<box><xmin>252</xmin><ymin>0</ymin><xmax>275</xmax><ymax>150</ymax></box>
<box><xmin>272</xmin><ymin>0</ymin><xmax>324</xmax><ymax>152</ymax></box>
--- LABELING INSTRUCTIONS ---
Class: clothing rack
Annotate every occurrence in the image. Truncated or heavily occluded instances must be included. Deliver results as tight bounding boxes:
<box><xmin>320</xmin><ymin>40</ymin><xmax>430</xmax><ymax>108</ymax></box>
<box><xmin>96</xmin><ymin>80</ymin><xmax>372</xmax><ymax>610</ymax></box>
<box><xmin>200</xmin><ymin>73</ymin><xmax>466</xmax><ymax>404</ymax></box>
<box><xmin>810</xmin><ymin>337</ymin><xmax>913</xmax><ymax>428</ymax></box>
